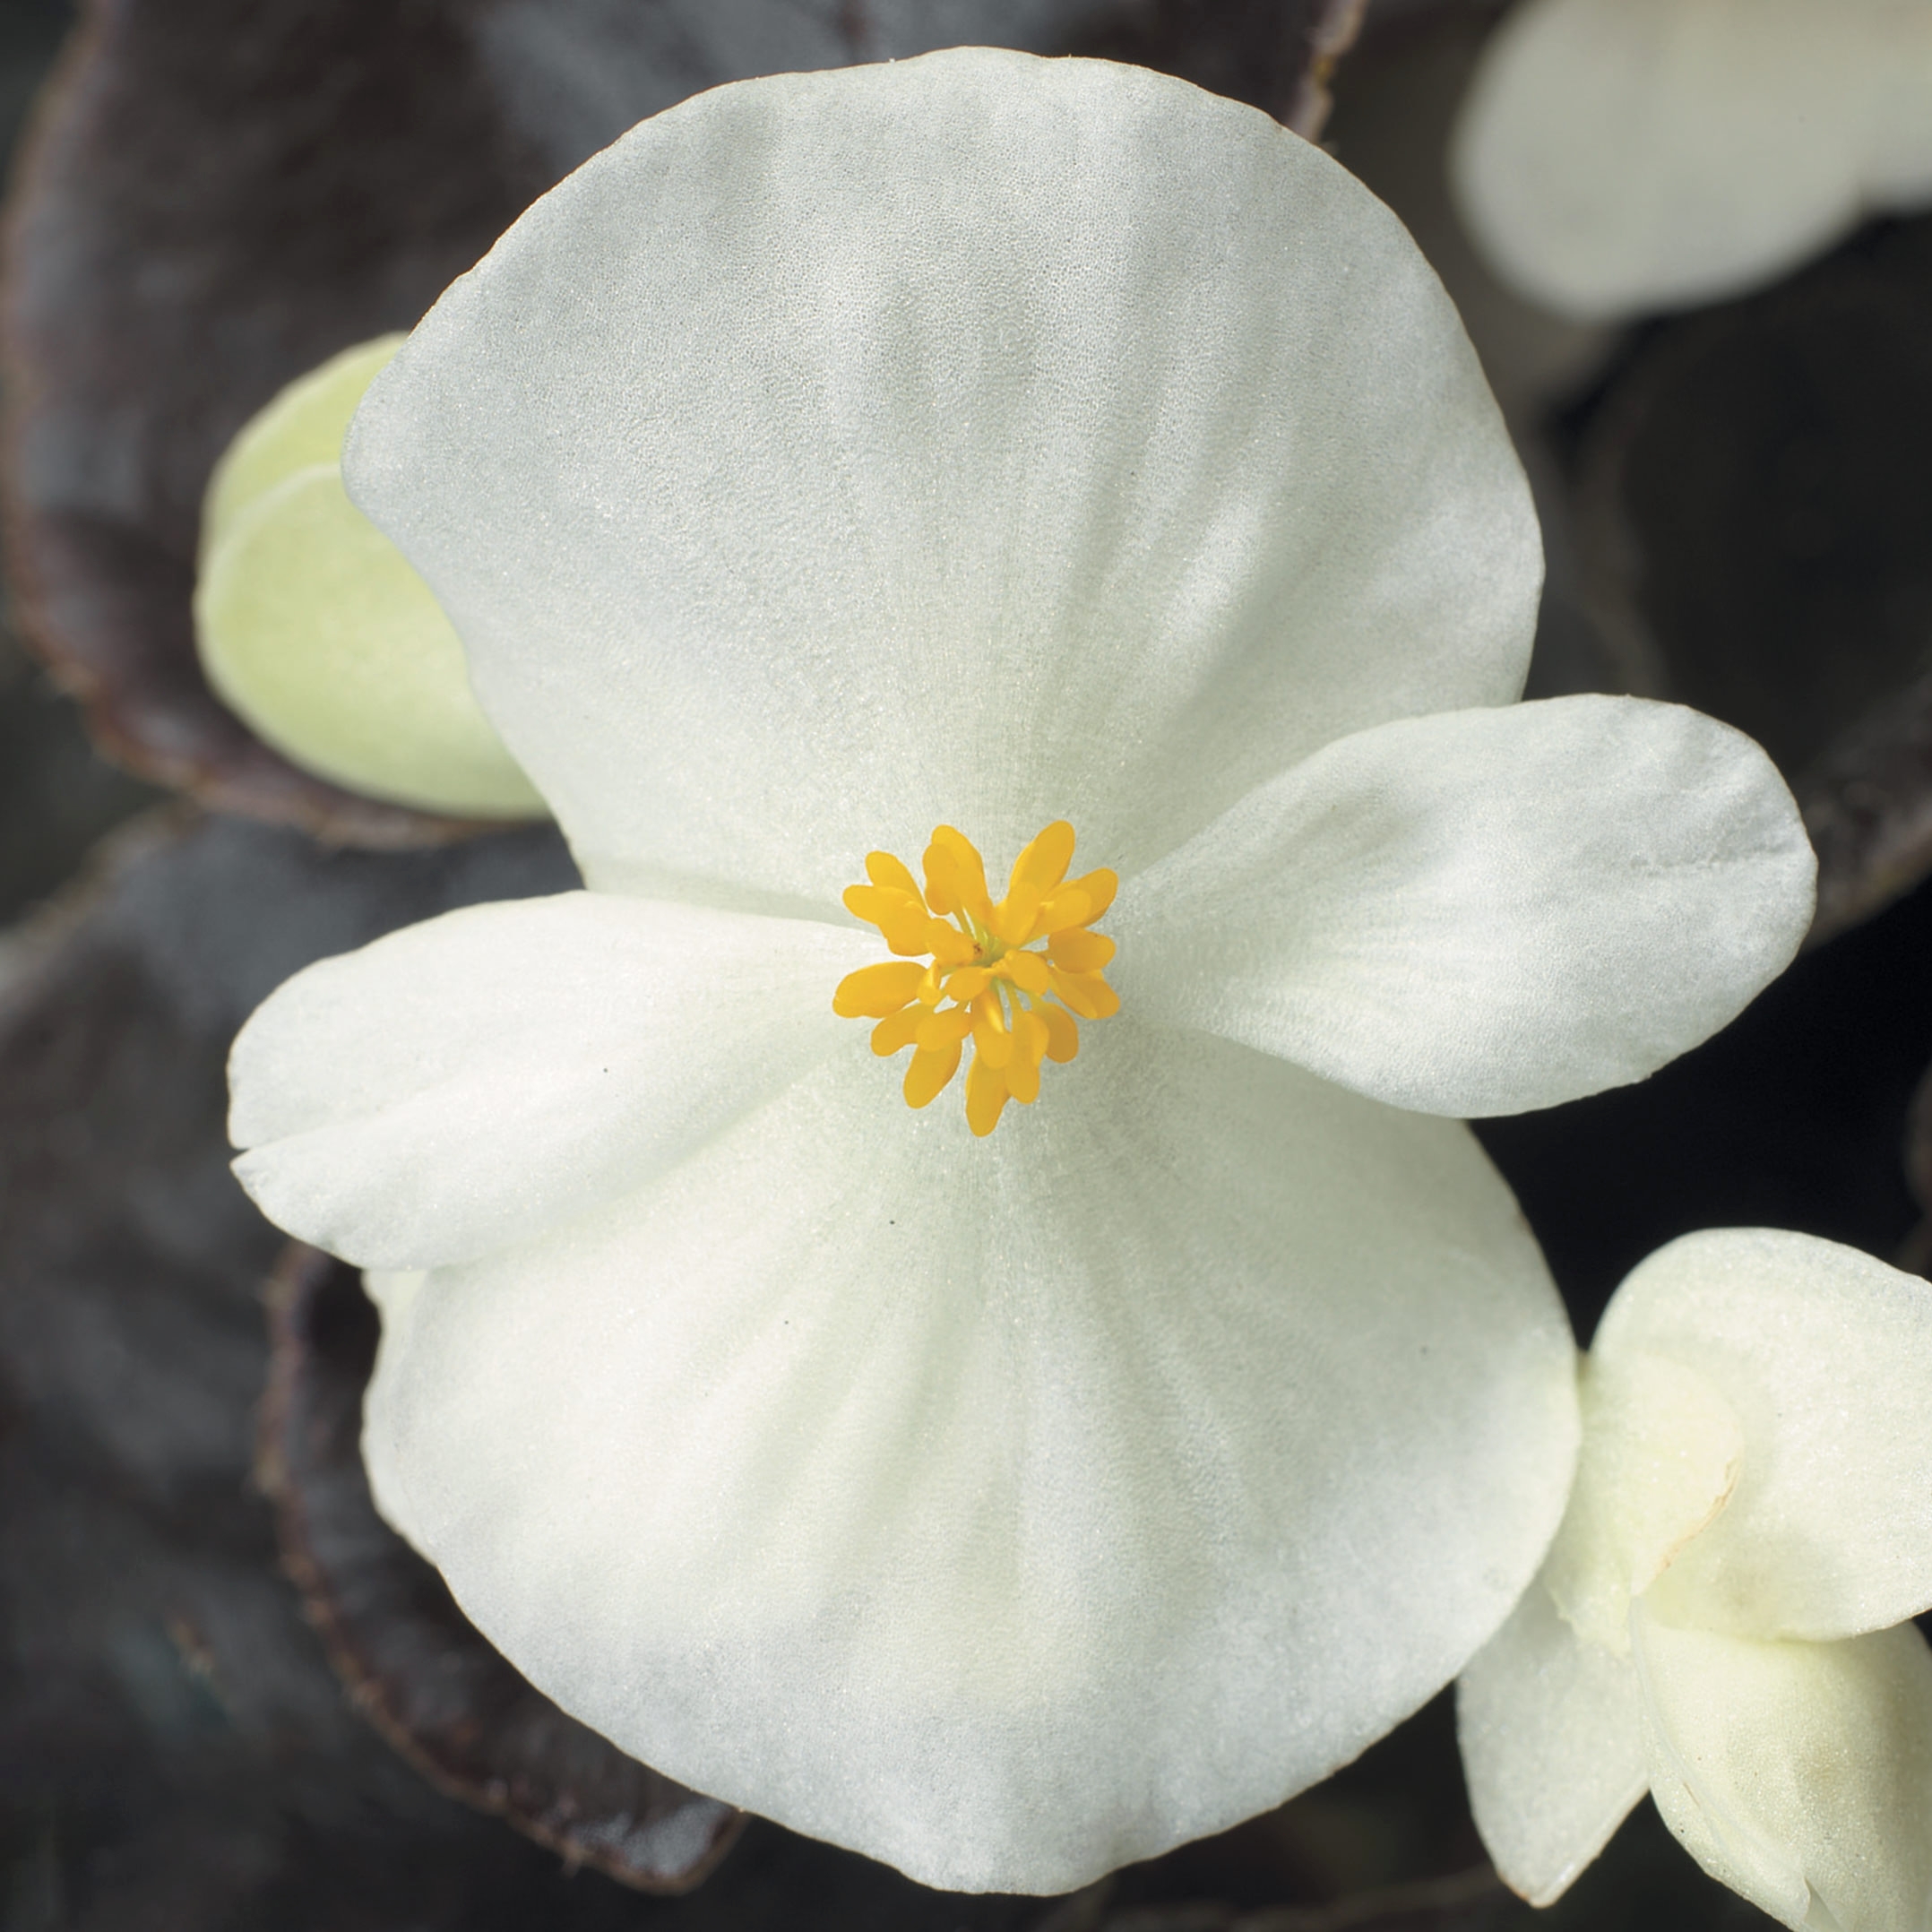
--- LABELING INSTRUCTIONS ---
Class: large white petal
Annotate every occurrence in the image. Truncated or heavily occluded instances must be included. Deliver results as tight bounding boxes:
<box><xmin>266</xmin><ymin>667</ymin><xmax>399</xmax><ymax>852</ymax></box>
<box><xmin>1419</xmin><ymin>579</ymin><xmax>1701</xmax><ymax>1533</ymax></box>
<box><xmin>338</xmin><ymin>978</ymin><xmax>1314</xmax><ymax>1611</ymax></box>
<box><xmin>1116</xmin><ymin>696</ymin><xmax>1814</xmax><ymax>1117</ymax></box>
<box><xmin>1598</xmin><ymin>1229</ymin><xmax>1932</xmax><ymax>1643</ymax></box>
<box><xmin>1456</xmin><ymin>1580</ymin><xmax>1648</xmax><ymax>1908</ymax></box>
<box><xmin>346</xmin><ymin>49</ymin><xmax>1538</xmax><ymax>911</ymax></box>
<box><xmin>377</xmin><ymin>1019</ymin><xmax>1577</xmax><ymax>1893</ymax></box>
<box><xmin>229</xmin><ymin>893</ymin><xmax>876</xmax><ymax>1270</ymax></box>
<box><xmin>1451</xmin><ymin>0</ymin><xmax>1932</xmax><ymax>323</ymax></box>
<box><xmin>1635</xmin><ymin>1609</ymin><xmax>1932</xmax><ymax>1932</ymax></box>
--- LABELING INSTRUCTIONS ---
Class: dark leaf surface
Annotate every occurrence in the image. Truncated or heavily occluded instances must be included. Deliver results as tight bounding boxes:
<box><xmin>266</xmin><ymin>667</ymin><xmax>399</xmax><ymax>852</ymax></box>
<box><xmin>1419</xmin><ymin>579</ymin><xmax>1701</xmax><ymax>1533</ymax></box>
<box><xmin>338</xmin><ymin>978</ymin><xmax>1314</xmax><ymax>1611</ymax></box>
<box><xmin>258</xmin><ymin>1245</ymin><xmax>744</xmax><ymax>1894</ymax></box>
<box><xmin>3</xmin><ymin>0</ymin><xmax>551</xmax><ymax>843</ymax></box>
<box><xmin>1568</xmin><ymin>214</ymin><xmax>1932</xmax><ymax>942</ymax></box>
<box><xmin>0</xmin><ymin>0</ymin><xmax>160</xmax><ymax>928</ymax></box>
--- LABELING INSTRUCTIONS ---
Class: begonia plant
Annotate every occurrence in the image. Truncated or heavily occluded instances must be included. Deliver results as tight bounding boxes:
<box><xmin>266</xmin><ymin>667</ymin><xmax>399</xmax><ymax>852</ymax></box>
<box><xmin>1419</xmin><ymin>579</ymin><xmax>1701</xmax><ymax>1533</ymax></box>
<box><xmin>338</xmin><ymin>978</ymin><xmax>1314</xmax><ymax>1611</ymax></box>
<box><xmin>225</xmin><ymin>49</ymin><xmax>1815</xmax><ymax>1894</ymax></box>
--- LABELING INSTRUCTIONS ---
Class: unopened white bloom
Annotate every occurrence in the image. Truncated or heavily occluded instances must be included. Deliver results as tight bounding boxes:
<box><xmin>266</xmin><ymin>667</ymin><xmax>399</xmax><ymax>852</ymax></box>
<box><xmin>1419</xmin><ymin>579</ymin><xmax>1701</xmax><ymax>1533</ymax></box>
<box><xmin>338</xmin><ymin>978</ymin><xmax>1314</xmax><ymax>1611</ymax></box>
<box><xmin>1460</xmin><ymin>1229</ymin><xmax>1932</xmax><ymax>1929</ymax></box>
<box><xmin>228</xmin><ymin>50</ymin><xmax>1815</xmax><ymax>1894</ymax></box>
<box><xmin>195</xmin><ymin>338</ymin><xmax>543</xmax><ymax>817</ymax></box>
<box><xmin>1452</xmin><ymin>0</ymin><xmax>1932</xmax><ymax>321</ymax></box>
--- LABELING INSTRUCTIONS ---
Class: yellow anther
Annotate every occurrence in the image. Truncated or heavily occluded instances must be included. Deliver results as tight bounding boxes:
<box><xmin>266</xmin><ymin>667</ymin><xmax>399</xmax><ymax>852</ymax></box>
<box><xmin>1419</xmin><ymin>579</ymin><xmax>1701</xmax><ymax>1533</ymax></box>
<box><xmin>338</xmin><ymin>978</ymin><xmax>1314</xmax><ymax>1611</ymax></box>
<box><xmin>988</xmin><ymin>882</ymin><xmax>1035</xmax><ymax>945</ymax></box>
<box><xmin>971</xmin><ymin>991</ymin><xmax>1013</xmax><ymax>1070</ymax></box>
<box><xmin>871</xmin><ymin>1006</ymin><xmax>927</xmax><ymax>1056</ymax></box>
<box><xmin>1013</xmin><ymin>1006</ymin><xmax>1049</xmax><ymax>1063</ymax></box>
<box><xmin>1069</xmin><ymin>867</ymin><xmax>1117</xmax><ymax>921</ymax></box>
<box><xmin>834</xmin><ymin>960</ymin><xmax>930</xmax><ymax>1018</ymax></box>
<box><xmin>834</xmin><ymin>820</ymin><xmax>1119</xmax><ymax>1134</ymax></box>
<box><xmin>1001</xmin><ymin>948</ymin><xmax>1051</xmax><ymax>996</ymax></box>
<box><xmin>866</xmin><ymin>850</ymin><xmax>923</xmax><ymax>899</ymax></box>
<box><xmin>923</xmin><ymin>826</ymin><xmax>994</xmax><ymax>927</ymax></box>
<box><xmin>1006</xmin><ymin>1009</ymin><xmax>1049</xmax><ymax>1106</ymax></box>
<box><xmin>1011</xmin><ymin>820</ymin><xmax>1075</xmax><ymax>897</ymax></box>
<box><xmin>917</xmin><ymin>1007</ymin><xmax>974</xmax><ymax>1052</ymax></box>
<box><xmin>1048</xmin><ymin>965</ymin><xmax>1120</xmax><ymax>1021</ymax></box>
<box><xmin>1040</xmin><ymin>1004</ymin><xmax>1080</xmax><ymax>1064</ymax></box>
<box><xmin>1048</xmin><ymin>927</ymin><xmax>1115</xmax><ymax>974</ymax></box>
<box><xmin>841</xmin><ymin>884</ymin><xmax>932</xmax><ymax>955</ymax></box>
<box><xmin>1031</xmin><ymin>885</ymin><xmax>1092</xmax><ymax>937</ymax></box>
<box><xmin>905</xmin><ymin>1039</ymin><xmax>963</xmax><ymax>1108</ymax></box>
<box><xmin>965</xmin><ymin>1049</ymin><xmax>1009</xmax><ymax>1136</ymax></box>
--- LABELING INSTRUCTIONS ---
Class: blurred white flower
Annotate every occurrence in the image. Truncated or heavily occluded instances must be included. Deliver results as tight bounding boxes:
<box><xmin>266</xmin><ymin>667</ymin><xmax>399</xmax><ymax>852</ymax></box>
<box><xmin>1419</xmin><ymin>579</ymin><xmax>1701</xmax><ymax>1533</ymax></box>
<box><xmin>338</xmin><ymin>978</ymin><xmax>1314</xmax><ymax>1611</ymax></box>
<box><xmin>228</xmin><ymin>49</ymin><xmax>1814</xmax><ymax>1894</ymax></box>
<box><xmin>1452</xmin><ymin>0</ymin><xmax>1932</xmax><ymax>322</ymax></box>
<box><xmin>1460</xmin><ymin>1229</ymin><xmax>1932</xmax><ymax>1929</ymax></box>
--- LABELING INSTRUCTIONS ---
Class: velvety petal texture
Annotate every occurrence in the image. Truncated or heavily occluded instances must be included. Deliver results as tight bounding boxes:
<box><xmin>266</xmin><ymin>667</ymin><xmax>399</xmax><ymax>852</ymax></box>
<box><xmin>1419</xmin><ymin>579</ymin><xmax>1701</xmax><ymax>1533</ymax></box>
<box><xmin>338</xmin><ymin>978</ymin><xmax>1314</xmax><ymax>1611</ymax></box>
<box><xmin>1600</xmin><ymin>1230</ymin><xmax>1932</xmax><ymax>1643</ymax></box>
<box><xmin>368</xmin><ymin>1022</ymin><xmax>1577</xmax><ymax>1893</ymax></box>
<box><xmin>1636</xmin><ymin>1612</ymin><xmax>1932</xmax><ymax>1932</ymax></box>
<box><xmin>346</xmin><ymin>48</ymin><xmax>1540</xmax><ymax>910</ymax></box>
<box><xmin>1457</xmin><ymin>1581</ymin><xmax>1647</xmax><ymax>1908</ymax></box>
<box><xmin>230</xmin><ymin>893</ymin><xmax>876</xmax><ymax>1269</ymax></box>
<box><xmin>1540</xmin><ymin>1345</ymin><xmax>1741</xmax><ymax>1655</ymax></box>
<box><xmin>1451</xmin><ymin>0</ymin><xmax>1932</xmax><ymax>322</ymax></box>
<box><xmin>1117</xmin><ymin>696</ymin><xmax>1813</xmax><ymax>1117</ymax></box>
<box><xmin>1461</xmin><ymin>1229</ymin><xmax>1932</xmax><ymax>1923</ymax></box>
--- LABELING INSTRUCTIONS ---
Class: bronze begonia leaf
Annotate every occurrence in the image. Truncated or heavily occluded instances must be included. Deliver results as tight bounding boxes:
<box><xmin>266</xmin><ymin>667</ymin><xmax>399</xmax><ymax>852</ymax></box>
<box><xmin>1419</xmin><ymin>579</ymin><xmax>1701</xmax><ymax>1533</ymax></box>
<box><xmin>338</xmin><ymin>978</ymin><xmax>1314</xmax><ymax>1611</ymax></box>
<box><xmin>1571</xmin><ymin>215</ymin><xmax>1932</xmax><ymax>944</ymax></box>
<box><xmin>257</xmin><ymin>1244</ymin><xmax>744</xmax><ymax>1893</ymax></box>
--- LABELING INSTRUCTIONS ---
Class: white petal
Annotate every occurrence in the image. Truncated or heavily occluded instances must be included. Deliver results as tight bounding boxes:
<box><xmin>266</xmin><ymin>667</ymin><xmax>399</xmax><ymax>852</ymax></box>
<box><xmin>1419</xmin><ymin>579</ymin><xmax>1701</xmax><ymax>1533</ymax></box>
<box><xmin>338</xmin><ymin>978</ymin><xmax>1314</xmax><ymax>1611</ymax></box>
<box><xmin>1634</xmin><ymin>1609</ymin><xmax>1932</xmax><ymax>1932</ymax></box>
<box><xmin>1456</xmin><ymin>1580</ymin><xmax>1648</xmax><ymax>1908</ymax></box>
<box><xmin>361</xmin><ymin>1268</ymin><xmax>430</xmax><ymax>1550</ymax></box>
<box><xmin>346</xmin><ymin>48</ymin><xmax>1538</xmax><ymax>909</ymax></box>
<box><xmin>1541</xmin><ymin>1347</ymin><xmax>1742</xmax><ymax>1657</ymax></box>
<box><xmin>229</xmin><ymin>893</ymin><xmax>877</xmax><ymax>1270</ymax></box>
<box><xmin>1598</xmin><ymin>1229</ymin><xmax>1932</xmax><ymax>1643</ymax></box>
<box><xmin>1116</xmin><ymin>696</ymin><xmax>1814</xmax><ymax>1117</ymax></box>
<box><xmin>381</xmin><ymin>1019</ymin><xmax>1578</xmax><ymax>1893</ymax></box>
<box><xmin>1451</xmin><ymin>0</ymin><xmax>1932</xmax><ymax>323</ymax></box>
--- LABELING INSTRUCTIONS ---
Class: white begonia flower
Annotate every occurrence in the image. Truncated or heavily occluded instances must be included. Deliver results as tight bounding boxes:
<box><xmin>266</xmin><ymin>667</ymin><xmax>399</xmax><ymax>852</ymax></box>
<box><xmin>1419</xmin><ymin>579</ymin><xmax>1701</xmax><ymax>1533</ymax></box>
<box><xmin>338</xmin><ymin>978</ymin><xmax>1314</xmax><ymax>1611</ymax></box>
<box><xmin>1451</xmin><ymin>0</ymin><xmax>1932</xmax><ymax>323</ymax></box>
<box><xmin>1459</xmin><ymin>1229</ymin><xmax>1932</xmax><ymax>1929</ymax></box>
<box><xmin>226</xmin><ymin>49</ymin><xmax>1818</xmax><ymax>1894</ymax></box>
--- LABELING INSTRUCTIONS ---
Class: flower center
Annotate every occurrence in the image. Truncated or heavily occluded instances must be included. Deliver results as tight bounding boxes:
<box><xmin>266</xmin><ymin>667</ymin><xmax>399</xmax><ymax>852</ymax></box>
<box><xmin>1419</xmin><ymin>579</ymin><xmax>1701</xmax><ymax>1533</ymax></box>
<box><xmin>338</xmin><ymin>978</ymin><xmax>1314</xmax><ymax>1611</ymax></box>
<box><xmin>833</xmin><ymin>821</ymin><xmax>1119</xmax><ymax>1136</ymax></box>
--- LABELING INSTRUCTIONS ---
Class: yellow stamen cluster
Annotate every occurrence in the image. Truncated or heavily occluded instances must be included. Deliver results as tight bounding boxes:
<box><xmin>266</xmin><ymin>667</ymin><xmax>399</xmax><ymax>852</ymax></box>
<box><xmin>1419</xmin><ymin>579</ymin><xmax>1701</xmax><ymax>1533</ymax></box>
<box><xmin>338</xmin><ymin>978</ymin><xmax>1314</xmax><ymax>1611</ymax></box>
<box><xmin>833</xmin><ymin>821</ymin><xmax>1119</xmax><ymax>1136</ymax></box>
